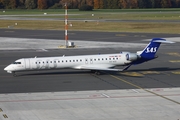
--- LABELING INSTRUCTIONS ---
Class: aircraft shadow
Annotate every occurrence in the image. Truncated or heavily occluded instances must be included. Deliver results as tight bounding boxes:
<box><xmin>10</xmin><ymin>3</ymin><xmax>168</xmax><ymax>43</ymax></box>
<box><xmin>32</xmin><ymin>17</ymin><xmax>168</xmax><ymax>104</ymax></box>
<box><xmin>17</xmin><ymin>67</ymin><xmax>180</xmax><ymax>77</ymax></box>
<box><xmin>127</xmin><ymin>67</ymin><xmax>180</xmax><ymax>72</ymax></box>
<box><xmin>19</xmin><ymin>70</ymin><xmax>92</xmax><ymax>76</ymax></box>
<box><xmin>109</xmin><ymin>67</ymin><xmax>180</xmax><ymax>78</ymax></box>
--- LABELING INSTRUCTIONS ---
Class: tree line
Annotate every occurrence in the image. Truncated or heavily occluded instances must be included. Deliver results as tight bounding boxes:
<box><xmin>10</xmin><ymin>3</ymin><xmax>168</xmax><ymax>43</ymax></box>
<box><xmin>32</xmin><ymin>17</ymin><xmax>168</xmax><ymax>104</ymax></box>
<box><xmin>0</xmin><ymin>0</ymin><xmax>180</xmax><ymax>9</ymax></box>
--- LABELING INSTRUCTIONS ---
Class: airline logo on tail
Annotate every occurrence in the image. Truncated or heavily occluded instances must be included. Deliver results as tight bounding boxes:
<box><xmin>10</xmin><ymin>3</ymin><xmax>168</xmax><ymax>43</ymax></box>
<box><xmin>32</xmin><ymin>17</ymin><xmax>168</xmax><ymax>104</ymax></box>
<box><xmin>140</xmin><ymin>38</ymin><xmax>173</xmax><ymax>60</ymax></box>
<box><xmin>145</xmin><ymin>47</ymin><xmax>157</xmax><ymax>53</ymax></box>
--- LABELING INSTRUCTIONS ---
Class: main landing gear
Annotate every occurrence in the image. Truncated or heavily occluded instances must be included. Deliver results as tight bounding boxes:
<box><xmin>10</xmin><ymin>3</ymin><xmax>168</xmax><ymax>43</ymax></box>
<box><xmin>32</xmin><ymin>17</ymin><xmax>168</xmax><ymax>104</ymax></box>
<box><xmin>91</xmin><ymin>70</ymin><xmax>101</xmax><ymax>75</ymax></box>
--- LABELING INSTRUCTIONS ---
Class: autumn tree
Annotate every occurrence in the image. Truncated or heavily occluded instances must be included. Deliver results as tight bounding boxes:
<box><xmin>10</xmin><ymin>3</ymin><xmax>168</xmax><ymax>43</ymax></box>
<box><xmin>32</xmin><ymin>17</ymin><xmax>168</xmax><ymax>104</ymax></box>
<box><xmin>94</xmin><ymin>0</ymin><xmax>100</xmax><ymax>9</ymax></box>
<box><xmin>9</xmin><ymin>0</ymin><xmax>17</xmax><ymax>9</ymax></box>
<box><xmin>176</xmin><ymin>0</ymin><xmax>180</xmax><ymax>7</ymax></box>
<box><xmin>86</xmin><ymin>0</ymin><xmax>93</xmax><ymax>6</ymax></box>
<box><xmin>0</xmin><ymin>0</ymin><xmax>4</xmax><ymax>8</ymax></box>
<box><xmin>154</xmin><ymin>0</ymin><xmax>161</xmax><ymax>8</ymax></box>
<box><xmin>106</xmin><ymin>0</ymin><xmax>119</xmax><ymax>9</ymax></box>
<box><xmin>119</xmin><ymin>0</ymin><xmax>128</xmax><ymax>8</ymax></box>
<box><xmin>47</xmin><ymin>0</ymin><xmax>59</xmax><ymax>8</ymax></box>
<box><xmin>25</xmin><ymin>0</ymin><xmax>37</xmax><ymax>9</ymax></box>
<box><xmin>18</xmin><ymin>0</ymin><xmax>26</xmax><ymax>8</ymax></box>
<box><xmin>0</xmin><ymin>0</ymin><xmax>10</xmax><ymax>8</ymax></box>
<box><xmin>129</xmin><ymin>0</ymin><xmax>138</xmax><ymax>8</ymax></box>
<box><xmin>161</xmin><ymin>0</ymin><xmax>171</xmax><ymax>8</ymax></box>
<box><xmin>38</xmin><ymin>0</ymin><xmax>47</xmax><ymax>9</ymax></box>
<box><xmin>138</xmin><ymin>0</ymin><xmax>153</xmax><ymax>8</ymax></box>
<box><xmin>147</xmin><ymin>0</ymin><xmax>155</xmax><ymax>8</ymax></box>
<box><xmin>59</xmin><ymin>0</ymin><xmax>72</xmax><ymax>8</ymax></box>
<box><xmin>71</xmin><ymin>0</ymin><xmax>79</xmax><ymax>8</ymax></box>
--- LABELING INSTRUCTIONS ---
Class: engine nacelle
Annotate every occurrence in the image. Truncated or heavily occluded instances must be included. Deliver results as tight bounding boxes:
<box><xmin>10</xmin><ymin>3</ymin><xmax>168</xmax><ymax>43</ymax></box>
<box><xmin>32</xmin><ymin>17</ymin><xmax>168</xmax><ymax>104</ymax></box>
<box><xmin>126</xmin><ymin>53</ymin><xmax>138</xmax><ymax>61</ymax></box>
<box><xmin>120</xmin><ymin>52</ymin><xmax>139</xmax><ymax>61</ymax></box>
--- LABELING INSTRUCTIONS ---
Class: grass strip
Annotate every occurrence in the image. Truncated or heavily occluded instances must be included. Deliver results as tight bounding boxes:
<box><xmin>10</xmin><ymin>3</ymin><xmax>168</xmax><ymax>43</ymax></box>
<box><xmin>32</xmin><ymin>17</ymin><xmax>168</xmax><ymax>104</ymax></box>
<box><xmin>0</xmin><ymin>20</ymin><xmax>179</xmax><ymax>34</ymax></box>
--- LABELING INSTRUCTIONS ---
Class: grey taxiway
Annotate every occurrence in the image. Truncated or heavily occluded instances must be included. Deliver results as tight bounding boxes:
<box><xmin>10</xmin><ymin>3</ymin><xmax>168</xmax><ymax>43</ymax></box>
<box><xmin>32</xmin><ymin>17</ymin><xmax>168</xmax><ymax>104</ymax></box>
<box><xmin>0</xmin><ymin>29</ymin><xmax>180</xmax><ymax>120</ymax></box>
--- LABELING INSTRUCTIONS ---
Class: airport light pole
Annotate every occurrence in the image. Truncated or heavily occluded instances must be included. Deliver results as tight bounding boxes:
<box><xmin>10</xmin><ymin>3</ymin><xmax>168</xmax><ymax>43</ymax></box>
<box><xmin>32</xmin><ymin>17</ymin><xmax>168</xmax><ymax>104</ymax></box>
<box><xmin>65</xmin><ymin>3</ymin><xmax>68</xmax><ymax>48</ymax></box>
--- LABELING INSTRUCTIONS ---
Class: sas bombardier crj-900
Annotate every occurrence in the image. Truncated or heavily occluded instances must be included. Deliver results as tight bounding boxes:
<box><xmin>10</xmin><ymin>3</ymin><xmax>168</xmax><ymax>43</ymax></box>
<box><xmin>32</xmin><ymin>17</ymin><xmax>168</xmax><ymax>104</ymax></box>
<box><xmin>4</xmin><ymin>38</ymin><xmax>174</xmax><ymax>76</ymax></box>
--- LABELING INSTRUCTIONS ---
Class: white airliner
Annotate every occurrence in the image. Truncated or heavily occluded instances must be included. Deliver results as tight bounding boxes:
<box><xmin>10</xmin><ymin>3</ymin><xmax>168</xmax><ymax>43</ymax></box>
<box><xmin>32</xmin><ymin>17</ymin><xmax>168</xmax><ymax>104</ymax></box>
<box><xmin>4</xmin><ymin>38</ymin><xmax>174</xmax><ymax>76</ymax></box>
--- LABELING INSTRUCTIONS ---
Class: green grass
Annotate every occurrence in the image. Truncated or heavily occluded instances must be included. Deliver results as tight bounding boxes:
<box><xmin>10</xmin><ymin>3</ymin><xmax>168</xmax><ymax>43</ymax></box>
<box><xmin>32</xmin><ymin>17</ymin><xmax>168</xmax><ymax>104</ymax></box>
<box><xmin>1</xmin><ymin>20</ymin><xmax>180</xmax><ymax>34</ymax></box>
<box><xmin>0</xmin><ymin>9</ymin><xmax>180</xmax><ymax>33</ymax></box>
<box><xmin>1</xmin><ymin>8</ymin><xmax>180</xmax><ymax>15</ymax></box>
<box><xmin>19</xmin><ymin>12</ymin><xmax>180</xmax><ymax>20</ymax></box>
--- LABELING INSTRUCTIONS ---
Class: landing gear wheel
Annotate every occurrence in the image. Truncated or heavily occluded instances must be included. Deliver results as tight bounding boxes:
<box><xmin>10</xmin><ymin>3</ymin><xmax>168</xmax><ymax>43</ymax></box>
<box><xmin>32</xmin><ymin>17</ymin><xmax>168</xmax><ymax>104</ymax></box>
<box><xmin>91</xmin><ymin>70</ymin><xmax>95</xmax><ymax>73</ymax></box>
<box><xmin>95</xmin><ymin>71</ymin><xmax>100</xmax><ymax>75</ymax></box>
<box><xmin>12</xmin><ymin>72</ymin><xmax>17</xmax><ymax>77</ymax></box>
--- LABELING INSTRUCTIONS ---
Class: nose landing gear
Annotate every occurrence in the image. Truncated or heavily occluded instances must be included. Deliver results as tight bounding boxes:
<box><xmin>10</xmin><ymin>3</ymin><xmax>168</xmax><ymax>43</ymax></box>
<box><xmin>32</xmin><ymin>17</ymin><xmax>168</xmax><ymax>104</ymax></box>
<box><xmin>12</xmin><ymin>72</ymin><xmax>17</xmax><ymax>77</ymax></box>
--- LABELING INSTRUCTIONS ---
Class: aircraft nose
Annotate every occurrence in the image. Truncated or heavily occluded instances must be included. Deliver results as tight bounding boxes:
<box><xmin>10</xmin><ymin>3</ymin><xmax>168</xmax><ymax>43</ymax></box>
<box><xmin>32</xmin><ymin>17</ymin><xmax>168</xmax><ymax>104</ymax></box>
<box><xmin>4</xmin><ymin>66</ymin><xmax>9</xmax><ymax>71</ymax></box>
<box><xmin>4</xmin><ymin>65</ymin><xmax>13</xmax><ymax>73</ymax></box>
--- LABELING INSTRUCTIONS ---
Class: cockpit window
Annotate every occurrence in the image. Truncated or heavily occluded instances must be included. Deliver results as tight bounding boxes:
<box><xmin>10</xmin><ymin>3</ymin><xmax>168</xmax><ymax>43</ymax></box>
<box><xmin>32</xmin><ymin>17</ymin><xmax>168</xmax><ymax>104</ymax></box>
<box><xmin>13</xmin><ymin>62</ymin><xmax>21</xmax><ymax>64</ymax></box>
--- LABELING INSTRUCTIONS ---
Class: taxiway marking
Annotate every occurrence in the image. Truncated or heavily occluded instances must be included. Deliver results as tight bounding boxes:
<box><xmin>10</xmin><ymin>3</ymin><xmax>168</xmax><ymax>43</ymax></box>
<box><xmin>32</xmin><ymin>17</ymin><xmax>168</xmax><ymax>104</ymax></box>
<box><xmin>141</xmin><ymin>71</ymin><xmax>160</xmax><ymax>74</ymax></box>
<box><xmin>171</xmin><ymin>71</ymin><xmax>180</xmax><ymax>74</ymax></box>
<box><xmin>167</xmin><ymin>52</ymin><xmax>180</xmax><ymax>57</ymax></box>
<box><xmin>120</xmin><ymin>72</ymin><xmax>144</xmax><ymax>76</ymax></box>
<box><xmin>109</xmin><ymin>73</ymin><xmax>180</xmax><ymax>105</ymax></box>
<box><xmin>169</xmin><ymin>60</ymin><xmax>180</xmax><ymax>63</ymax></box>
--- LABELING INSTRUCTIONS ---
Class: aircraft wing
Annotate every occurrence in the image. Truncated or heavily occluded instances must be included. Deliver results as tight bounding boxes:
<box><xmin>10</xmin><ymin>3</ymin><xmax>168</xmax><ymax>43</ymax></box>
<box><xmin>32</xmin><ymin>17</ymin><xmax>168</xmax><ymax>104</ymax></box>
<box><xmin>80</xmin><ymin>67</ymin><xmax>123</xmax><ymax>71</ymax></box>
<box><xmin>74</xmin><ymin>65</ymin><xmax>131</xmax><ymax>71</ymax></box>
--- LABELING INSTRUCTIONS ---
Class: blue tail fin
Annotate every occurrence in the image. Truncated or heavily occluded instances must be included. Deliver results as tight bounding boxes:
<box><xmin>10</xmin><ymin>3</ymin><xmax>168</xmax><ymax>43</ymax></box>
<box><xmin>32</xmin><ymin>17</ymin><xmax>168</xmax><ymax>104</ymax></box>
<box><xmin>139</xmin><ymin>38</ymin><xmax>173</xmax><ymax>60</ymax></box>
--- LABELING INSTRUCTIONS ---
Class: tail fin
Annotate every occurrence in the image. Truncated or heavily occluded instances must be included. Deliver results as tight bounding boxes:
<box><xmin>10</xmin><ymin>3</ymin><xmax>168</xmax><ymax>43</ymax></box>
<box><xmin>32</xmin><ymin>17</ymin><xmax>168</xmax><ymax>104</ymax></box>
<box><xmin>139</xmin><ymin>38</ymin><xmax>174</xmax><ymax>60</ymax></box>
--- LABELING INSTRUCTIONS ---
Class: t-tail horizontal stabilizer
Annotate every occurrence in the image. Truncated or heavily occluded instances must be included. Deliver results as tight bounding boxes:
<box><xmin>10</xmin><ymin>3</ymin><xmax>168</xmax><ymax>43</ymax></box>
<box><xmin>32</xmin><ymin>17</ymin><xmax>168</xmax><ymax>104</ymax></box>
<box><xmin>137</xmin><ymin>38</ymin><xmax>174</xmax><ymax>63</ymax></box>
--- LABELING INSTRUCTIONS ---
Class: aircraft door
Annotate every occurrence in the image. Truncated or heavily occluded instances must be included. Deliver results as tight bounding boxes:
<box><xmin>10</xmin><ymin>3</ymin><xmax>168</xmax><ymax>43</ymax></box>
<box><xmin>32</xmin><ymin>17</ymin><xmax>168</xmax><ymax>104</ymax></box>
<box><xmin>24</xmin><ymin>59</ymin><xmax>31</xmax><ymax>70</ymax></box>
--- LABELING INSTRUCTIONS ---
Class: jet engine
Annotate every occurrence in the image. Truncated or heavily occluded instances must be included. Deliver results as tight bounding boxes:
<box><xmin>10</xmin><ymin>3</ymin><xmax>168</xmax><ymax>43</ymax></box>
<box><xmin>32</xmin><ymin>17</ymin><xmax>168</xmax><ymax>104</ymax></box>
<box><xmin>126</xmin><ymin>53</ymin><xmax>138</xmax><ymax>61</ymax></box>
<box><xmin>120</xmin><ymin>52</ymin><xmax>139</xmax><ymax>61</ymax></box>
